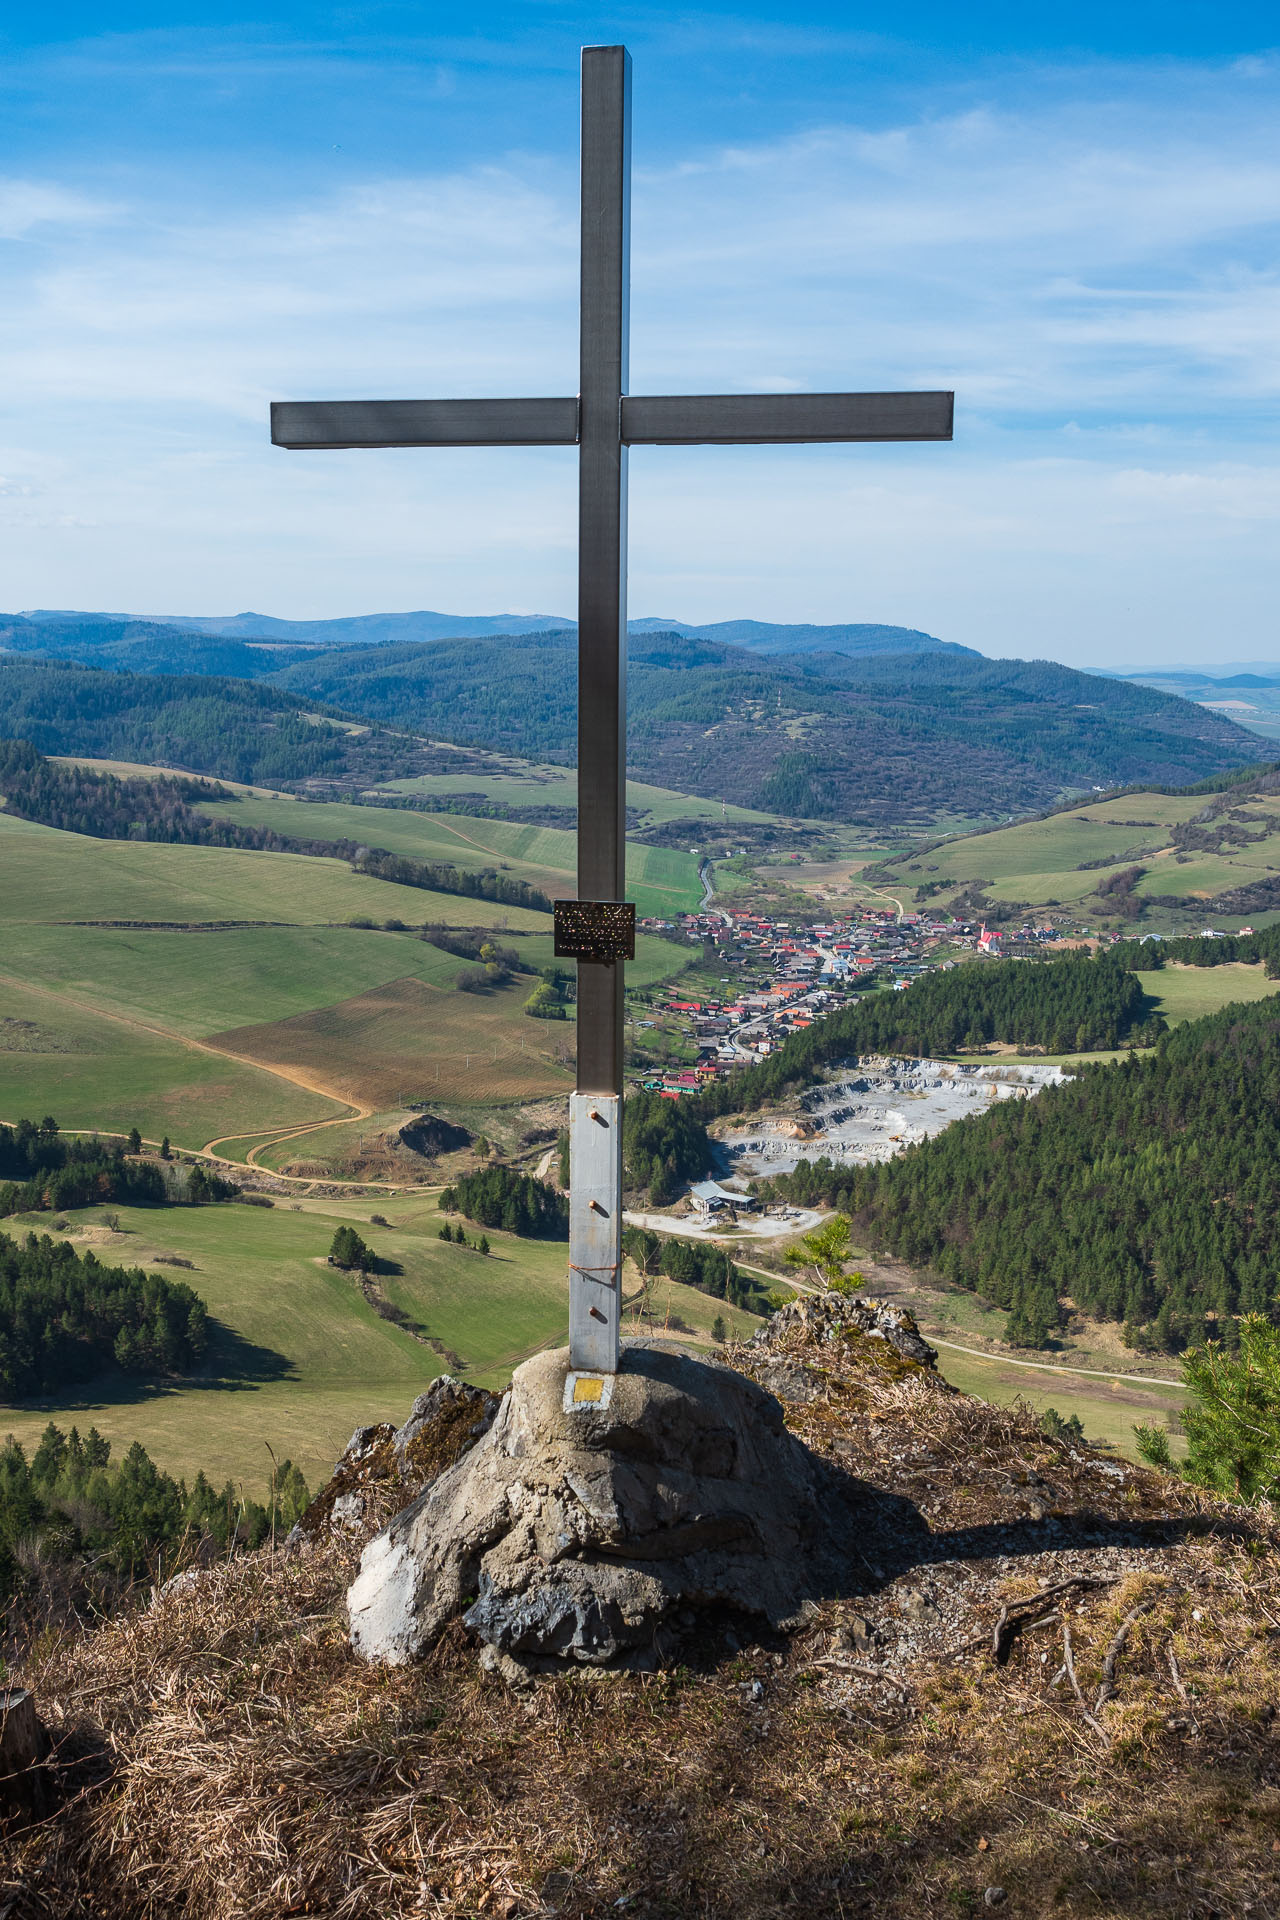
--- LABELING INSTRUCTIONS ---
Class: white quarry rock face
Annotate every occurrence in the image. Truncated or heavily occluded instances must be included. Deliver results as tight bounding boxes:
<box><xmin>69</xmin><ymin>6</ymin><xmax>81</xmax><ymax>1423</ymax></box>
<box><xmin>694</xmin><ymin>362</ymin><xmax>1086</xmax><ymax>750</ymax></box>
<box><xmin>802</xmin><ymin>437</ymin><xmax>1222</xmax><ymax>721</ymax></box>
<box><xmin>347</xmin><ymin>1341</ymin><xmax>859</xmax><ymax>1669</ymax></box>
<box><xmin>721</xmin><ymin>1054</ymin><xmax>1069</xmax><ymax>1177</ymax></box>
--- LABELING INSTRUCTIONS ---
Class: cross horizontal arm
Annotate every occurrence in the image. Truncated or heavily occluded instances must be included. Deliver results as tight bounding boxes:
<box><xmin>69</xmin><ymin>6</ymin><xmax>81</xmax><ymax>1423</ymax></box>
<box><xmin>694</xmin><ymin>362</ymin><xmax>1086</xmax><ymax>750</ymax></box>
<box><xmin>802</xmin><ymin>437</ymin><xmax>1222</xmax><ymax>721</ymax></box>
<box><xmin>270</xmin><ymin>397</ymin><xmax>580</xmax><ymax>450</ymax></box>
<box><xmin>621</xmin><ymin>390</ymin><xmax>953</xmax><ymax>446</ymax></box>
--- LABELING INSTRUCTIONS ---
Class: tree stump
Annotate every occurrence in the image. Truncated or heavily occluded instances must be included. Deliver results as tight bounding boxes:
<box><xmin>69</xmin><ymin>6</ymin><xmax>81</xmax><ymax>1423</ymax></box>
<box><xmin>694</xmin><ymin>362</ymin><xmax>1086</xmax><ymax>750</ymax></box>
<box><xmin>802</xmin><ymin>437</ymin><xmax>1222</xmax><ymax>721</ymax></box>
<box><xmin>0</xmin><ymin>1688</ymin><xmax>54</xmax><ymax>1821</ymax></box>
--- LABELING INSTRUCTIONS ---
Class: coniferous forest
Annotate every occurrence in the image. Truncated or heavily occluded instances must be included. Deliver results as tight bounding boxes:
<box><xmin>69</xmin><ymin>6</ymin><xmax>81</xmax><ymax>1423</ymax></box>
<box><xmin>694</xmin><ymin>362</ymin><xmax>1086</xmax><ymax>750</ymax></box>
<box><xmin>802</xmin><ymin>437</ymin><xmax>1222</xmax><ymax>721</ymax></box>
<box><xmin>0</xmin><ymin>1231</ymin><xmax>209</xmax><ymax>1398</ymax></box>
<box><xmin>0</xmin><ymin>1421</ymin><xmax>310</xmax><ymax>1613</ymax></box>
<box><xmin>439</xmin><ymin>1167</ymin><xmax>569</xmax><ymax>1238</ymax></box>
<box><xmin>764</xmin><ymin>995</ymin><xmax>1280</xmax><ymax>1351</ymax></box>
<box><xmin>0</xmin><ymin>1118</ymin><xmax>236</xmax><ymax>1218</ymax></box>
<box><xmin>0</xmin><ymin>1118</ymin><xmax>169</xmax><ymax>1217</ymax></box>
<box><xmin>622</xmin><ymin>1091</ymin><xmax>714</xmax><ymax>1202</ymax></box>
<box><xmin>621</xmin><ymin>1225</ymin><xmax>763</xmax><ymax>1313</ymax></box>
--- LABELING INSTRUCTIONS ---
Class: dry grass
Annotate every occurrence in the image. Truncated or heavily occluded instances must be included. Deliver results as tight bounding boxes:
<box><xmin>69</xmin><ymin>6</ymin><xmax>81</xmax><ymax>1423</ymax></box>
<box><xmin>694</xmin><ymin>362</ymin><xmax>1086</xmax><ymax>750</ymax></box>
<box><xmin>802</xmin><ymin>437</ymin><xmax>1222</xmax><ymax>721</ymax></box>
<box><xmin>8</xmin><ymin>1319</ymin><xmax>1280</xmax><ymax>1918</ymax></box>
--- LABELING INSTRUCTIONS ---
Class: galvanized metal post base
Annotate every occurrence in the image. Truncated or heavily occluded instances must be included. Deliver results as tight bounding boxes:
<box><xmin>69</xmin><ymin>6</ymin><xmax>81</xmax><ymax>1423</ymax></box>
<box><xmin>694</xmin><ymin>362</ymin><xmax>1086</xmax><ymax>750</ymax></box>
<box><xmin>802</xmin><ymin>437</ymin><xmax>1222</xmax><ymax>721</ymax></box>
<box><xmin>568</xmin><ymin>1092</ymin><xmax>622</xmax><ymax>1374</ymax></box>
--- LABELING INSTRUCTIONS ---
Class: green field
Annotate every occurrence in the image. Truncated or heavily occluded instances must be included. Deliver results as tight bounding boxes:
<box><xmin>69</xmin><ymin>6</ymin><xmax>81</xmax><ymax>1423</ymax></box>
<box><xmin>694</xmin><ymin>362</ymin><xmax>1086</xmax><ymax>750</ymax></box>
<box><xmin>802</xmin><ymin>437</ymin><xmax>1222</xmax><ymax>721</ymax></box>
<box><xmin>195</xmin><ymin>791</ymin><xmax>703</xmax><ymax>917</ymax></box>
<box><xmin>0</xmin><ymin>810</ymin><xmax>698</xmax><ymax>1154</ymax></box>
<box><xmin>879</xmin><ymin>787</ymin><xmax>1280</xmax><ymax>927</ymax></box>
<box><xmin>1140</xmin><ymin>961</ymin><xmax>1280</xmax><ymax>1024</ymax></box>
<box><xmin>0</xmin><ymin>808</ymin><xmax>550</xmax><ymax>932</ymax></box>
<box><xmin>377</xmin><ymin>764</ymin><xmax>775</xmax><ymax>829</ymax></box>
<box><xmin>0</xmin><ymin>1192</ymin><xmax>761</xmax><ymax>1495</ymax></box>
<box><xmin>0</xmin><ymin>923</ymin><xmax>465</xmax><ymax>1038</ymax></box>
<box><xmin>0</xmin><ymin>975</ymin><xmax>342</xmax><ymax>1147</ymax></box>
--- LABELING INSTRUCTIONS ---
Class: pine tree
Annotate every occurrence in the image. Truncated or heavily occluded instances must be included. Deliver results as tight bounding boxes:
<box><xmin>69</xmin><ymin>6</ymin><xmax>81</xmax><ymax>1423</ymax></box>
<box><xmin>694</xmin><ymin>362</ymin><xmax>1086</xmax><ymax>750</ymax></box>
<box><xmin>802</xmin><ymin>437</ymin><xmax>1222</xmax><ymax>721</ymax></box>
<box><xmin>328</xmin><ymin>1225</ymin><xmax>373</xmax><ymax>1271</ymax></box>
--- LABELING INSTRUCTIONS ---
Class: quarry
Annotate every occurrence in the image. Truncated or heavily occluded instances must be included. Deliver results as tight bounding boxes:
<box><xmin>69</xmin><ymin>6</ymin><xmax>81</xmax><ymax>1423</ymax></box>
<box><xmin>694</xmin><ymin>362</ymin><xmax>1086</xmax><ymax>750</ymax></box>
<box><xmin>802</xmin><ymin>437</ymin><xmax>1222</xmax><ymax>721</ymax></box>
<box><xmin>716</xmin><ymin>1055</ymin><xmax>1069</xmax><ymax>1179</ymax></box>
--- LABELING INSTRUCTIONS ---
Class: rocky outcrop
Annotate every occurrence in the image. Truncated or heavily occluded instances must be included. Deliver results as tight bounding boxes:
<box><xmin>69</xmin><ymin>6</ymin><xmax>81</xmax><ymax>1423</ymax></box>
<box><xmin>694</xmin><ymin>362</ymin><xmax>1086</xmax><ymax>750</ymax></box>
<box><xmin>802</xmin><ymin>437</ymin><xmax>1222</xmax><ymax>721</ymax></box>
<box><xmin>347</xmin><ymin>1342</ymin><xmax>864</xmax><ymax>1670</ymax></box>
<box><xmin>288</xmin><ymin>1376</ymin><xmax>500</xmax><ymax>1545</ymax></box>
<box><xmin>398</xmin><ymin>1114</ymin><xmax>471</xmax><ymax>1158</ymax></box>
<box><xmin>753</xmin><ymin>1288</ymin><xmax>938</xmax><ymax>1369</ymax></box>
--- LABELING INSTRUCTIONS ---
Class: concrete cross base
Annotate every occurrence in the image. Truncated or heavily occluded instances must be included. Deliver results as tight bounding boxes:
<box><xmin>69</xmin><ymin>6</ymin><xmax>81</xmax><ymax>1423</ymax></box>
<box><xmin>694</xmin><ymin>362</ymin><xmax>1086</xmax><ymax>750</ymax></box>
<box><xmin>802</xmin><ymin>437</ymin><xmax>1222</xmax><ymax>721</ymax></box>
<box><xmin>347</xmin><ymin>1341</ymin><xmax>863</xmax><ymax>1670</ymax></box>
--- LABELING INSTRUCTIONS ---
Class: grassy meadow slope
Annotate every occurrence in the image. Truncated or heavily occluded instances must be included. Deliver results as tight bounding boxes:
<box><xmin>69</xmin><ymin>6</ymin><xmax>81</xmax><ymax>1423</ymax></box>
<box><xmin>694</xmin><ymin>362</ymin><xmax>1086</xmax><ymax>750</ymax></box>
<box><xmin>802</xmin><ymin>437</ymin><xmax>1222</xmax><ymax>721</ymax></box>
<box><xmin>193</xmin><ymin>789</ymin><xmax>703</xmax><ymax>915</ymax></box>
<box><xmin>876</xmin><ymin>777</ymin><xmax>1280</xmax><ymax>927</ymax></box>
<box><xmin>0</xmin><ymin>1191</ymin><xmax>761</xmax><ymax>1492</ymax></box>
<box><xmin>0</xmin><ymin>808</ymin><xmax>551</xmax><ymax>930</ymax></box>
<box><xmin>211</xmin><ymin>973</ymin><xmax>575</xmax><ymax>1109</ymax></box>
<box><xmin>0</xmin><ymin>974</ymin><xmax>337</xmax><ymax>1144</ymax></box>
<box><xmin>1140</xmin><ymin>960</ymin><xmax>1280</xmax><ymax>1023</ymax></box>
<box><xmin>376</xmin><ymin>764</ymin><xmax>775</xmax><ymax>827</ymax></box>
<box><xmin>0</xmin><ymin>801</ymin><xmax>698</xmax><ymax>1154</ymax></box>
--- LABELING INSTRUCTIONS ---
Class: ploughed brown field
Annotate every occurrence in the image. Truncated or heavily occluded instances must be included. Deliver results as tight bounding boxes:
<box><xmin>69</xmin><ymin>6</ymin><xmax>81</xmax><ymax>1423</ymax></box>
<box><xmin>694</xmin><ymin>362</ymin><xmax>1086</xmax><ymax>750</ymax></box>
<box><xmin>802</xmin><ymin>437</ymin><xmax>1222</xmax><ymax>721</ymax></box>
<box><xmin>211</xmin><ymin>973</ymin><xmax>575</xmax><ymax>1109</ymax></box>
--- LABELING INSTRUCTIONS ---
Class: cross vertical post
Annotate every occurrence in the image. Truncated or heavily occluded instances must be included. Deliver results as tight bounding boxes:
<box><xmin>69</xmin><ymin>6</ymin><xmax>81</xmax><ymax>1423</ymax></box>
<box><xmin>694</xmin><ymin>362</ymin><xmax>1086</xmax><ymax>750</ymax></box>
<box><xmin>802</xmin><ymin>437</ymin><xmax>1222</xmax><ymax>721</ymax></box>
<box><xmin>567</xmin><ymin>45</ymin><xmax>631</xmax><ymax>1374</ymax></box>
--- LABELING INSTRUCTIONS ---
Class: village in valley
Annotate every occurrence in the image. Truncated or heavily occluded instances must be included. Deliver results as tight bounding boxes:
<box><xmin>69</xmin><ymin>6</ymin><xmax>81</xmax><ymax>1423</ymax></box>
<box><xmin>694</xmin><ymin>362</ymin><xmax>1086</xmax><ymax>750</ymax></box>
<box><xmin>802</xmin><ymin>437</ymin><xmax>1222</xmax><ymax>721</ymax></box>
<box><xmin>629</xmin><ymin>900</ymin><xmax>1065</xmax><ymax>1097</ymax></box>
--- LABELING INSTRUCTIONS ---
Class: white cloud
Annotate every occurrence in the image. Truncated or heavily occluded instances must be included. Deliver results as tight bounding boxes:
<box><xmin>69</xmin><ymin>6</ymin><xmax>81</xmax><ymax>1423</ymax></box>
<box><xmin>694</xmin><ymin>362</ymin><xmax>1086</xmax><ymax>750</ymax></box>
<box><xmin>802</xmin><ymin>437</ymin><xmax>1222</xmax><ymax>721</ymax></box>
<box><xmin>0</xmin><ymin>179</ymin><xmax>116</xmax><ymax>239</ymax></box>
<box><xmin>2</xmin><ymin>49</ymin><xmax>1279</xmax><ymax>664</ymax></box>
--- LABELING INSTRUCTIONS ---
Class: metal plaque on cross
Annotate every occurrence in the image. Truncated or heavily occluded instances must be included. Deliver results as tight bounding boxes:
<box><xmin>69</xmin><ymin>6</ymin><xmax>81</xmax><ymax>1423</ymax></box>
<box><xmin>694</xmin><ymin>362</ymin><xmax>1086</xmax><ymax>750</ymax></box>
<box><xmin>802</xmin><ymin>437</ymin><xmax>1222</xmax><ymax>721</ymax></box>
<box><xmin>270</xmin><ymin>43</ymin><xmax>953</xmax><ymax>1376</ymax></box>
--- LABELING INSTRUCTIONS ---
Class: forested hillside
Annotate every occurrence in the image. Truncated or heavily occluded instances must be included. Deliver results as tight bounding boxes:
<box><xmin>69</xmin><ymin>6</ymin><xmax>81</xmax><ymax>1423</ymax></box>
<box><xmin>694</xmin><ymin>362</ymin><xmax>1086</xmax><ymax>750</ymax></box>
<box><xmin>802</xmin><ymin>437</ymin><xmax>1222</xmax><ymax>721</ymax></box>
<box><xmin>0</xmin><ymin>612</ymin><xmax>302</xmax><ymax>680</ymax></box>
<box><xmin>270</xmin><ymin>631</ymin><xmax>1259</xmax><ymax>824</ymax></box>
<box><xmin>0</xmin><ymin>739</ymin><xmax>253</xmax><ymax>841</ymax></box>
<box><xmin>3</xmin><ymin>622</ymin><xmax>1258</xmax><ymax>826</ymax></box>
<box><xmin>769</xmin><ymin>996</ymin><xmax>1280</xmax><ymax>1352</ymax></box>
<box><xmin>0</xmin><ymin>1230</ymin><xmax>209</xmax><ymax>1397</ymax></box>
<box><xmin>0</xmin><ymin>659</ymin><xmax>374</xmax><ymax>785</ymax></box>
<box><xmin>0</xmin><ymin>659</ymin><xmax>492</xmax><ymax>791</ymax></box>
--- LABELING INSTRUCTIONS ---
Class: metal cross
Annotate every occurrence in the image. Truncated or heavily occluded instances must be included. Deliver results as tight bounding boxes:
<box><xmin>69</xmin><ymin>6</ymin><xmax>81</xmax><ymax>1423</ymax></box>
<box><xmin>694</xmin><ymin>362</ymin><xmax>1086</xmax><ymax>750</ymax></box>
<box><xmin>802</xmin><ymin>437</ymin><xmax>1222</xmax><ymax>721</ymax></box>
<box><xmin>270</xmin><ymin>43</ymin><xmax>953</xmax><ymax>1377</ymax></box>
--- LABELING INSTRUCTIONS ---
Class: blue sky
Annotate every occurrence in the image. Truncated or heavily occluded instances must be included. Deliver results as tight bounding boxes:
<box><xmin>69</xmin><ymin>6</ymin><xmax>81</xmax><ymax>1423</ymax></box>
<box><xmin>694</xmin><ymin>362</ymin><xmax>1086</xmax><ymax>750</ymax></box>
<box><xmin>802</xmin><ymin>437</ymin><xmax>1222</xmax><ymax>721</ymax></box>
<box><xmin>1</xmin><ymin>3</ymin><xmax>1277</xmax><ymax>666</ymax></box>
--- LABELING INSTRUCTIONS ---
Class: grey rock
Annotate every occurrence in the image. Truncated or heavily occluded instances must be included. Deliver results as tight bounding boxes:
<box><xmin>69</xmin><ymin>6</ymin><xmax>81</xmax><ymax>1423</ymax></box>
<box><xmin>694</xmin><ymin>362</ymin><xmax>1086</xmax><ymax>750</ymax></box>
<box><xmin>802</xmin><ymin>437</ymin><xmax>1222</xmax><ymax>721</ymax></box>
<box><xmin>832</xmin><ymin>1613</ymin><xmax>877</xmax><ymax>1655</ymax></box>
<box><xmin>348</xmin><ymin>1342</ymin><xmax>860</xmax><ymax>1667</ymax></box>
<box><xmin>391</xmin><ymin>1375</ymin><xmax>500</xmax><ymax>1479</ymax></box>
<box><xmin>756</xmin><ymin>1360</ymin><xmax>819</xmax><ymax>1403</ymax></box>
<box><xmin>287</xmin><ymin>1377</ymin><xmax>498</xmax><ymax>1548</ymax></box>
<box><xmin>761</xmin><ymin>1290</ymin><xmax>939</xmax><ymax>1368</ymax></box>
<box><xmin>983</xmin><ymin>1889</ymin><xmax>1006</xmax><ymax>1908</ymax></box>
<box><xmin>341</xmin><ymin>1423</ymin><xmax>396</xmax><ymax>1469</ymax></box>
<box><xmin>477</xmin><ymin>1644</ymin><xmax>535</xmax><ymax>1690</ymax></box>
<box><xmin>330</xmin><ymin>1492</ymin><xmax>365</xmax><ymax>1529</ymax></box>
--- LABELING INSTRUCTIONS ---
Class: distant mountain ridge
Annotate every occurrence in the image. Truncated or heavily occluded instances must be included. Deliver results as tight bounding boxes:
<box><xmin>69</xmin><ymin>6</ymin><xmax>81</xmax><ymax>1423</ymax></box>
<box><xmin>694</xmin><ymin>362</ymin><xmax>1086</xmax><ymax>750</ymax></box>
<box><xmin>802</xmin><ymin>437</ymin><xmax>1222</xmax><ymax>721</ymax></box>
<box><xmin>14</xmin><ymin>607</ymin><xmax>967</xmax><ymax>659</ymax></box>
<box><xmin>1</xmin><ymin>613</ymin><xmax>1262</xmax><ymax>828</ymax></box>
<box><xmin>268</xmin><ymin>630</ymin><xmax>1263</xmax><ymax>827</ymax></box>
